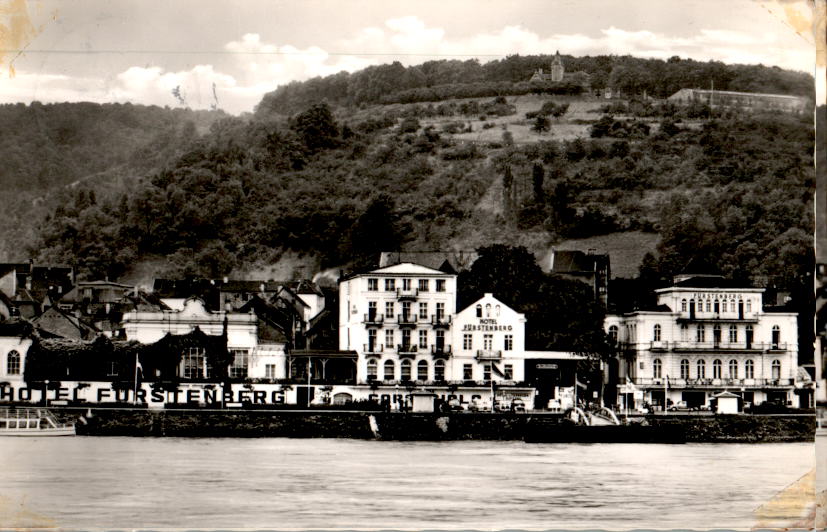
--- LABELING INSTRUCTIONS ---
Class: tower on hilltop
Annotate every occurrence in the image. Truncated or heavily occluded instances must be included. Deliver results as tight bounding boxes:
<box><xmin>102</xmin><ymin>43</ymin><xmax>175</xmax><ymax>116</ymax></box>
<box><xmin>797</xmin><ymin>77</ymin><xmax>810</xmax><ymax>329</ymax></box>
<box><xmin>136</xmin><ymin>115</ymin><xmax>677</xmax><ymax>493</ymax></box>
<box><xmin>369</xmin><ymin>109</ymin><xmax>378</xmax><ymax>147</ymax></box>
<box><xmin>550</xmin><ymin>51</ymin><xmax>564</xmax><ymax>82</ymax></box>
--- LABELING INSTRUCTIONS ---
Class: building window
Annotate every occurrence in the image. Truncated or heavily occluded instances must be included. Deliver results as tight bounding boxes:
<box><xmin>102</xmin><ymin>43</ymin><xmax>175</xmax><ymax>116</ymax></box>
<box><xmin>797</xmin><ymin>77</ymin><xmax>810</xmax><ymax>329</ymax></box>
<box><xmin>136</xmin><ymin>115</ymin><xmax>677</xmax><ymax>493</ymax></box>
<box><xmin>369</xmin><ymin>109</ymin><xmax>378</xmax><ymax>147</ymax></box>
<box><xmin>463</xmin><ymin>334</ymin><xmax>472</xmax><ymax>350</ymax></box>
<box><xmin>728</xmin><ymin>359</ymin><xmax>738</xmax><ymax>379</ymax></box>
<box><xmin>476</xmin><ymin>305</ymin><xmax>482</xmax><ymax>317</ymax></box>
<box><xmin>771</xmin><ymin>359</ymin><xmax>781</xmax><ymax>380</ymax></box>
<box><xmin>418</xmin><ymin>302</ymin><xmax>428</xmax><ymax>320</ymax></box>
<box><xmin>680</xmin><ymin>359</ymin><xmax>689</xmax><ymax>379</ymax></box>
<box><xmin>680</xmin><ymin>324</ymin><xmax>689</xmax><ymax>342</ymax></box>
<box><xmin>696</xmin><ymin>325</ymin><xmax>705</xmax><ymax>343</ymax></box>
<box><xmin>495</xmin><ymin>305</ymin><xmax>501</xmax><ymax>317</ymax></box>
<box><xmin>745</xmin><ymin>359</ymin><xmax>754</xmax><ymax>379</ymax></box>
<box><xmin>367</xmin><ymin>301</ymin><xmax>378</xmax><ymax>320</ymax></box>
<box><xmin>463</xmin><ymin>364</ymin><xmax>473</xmax><ymax>380</ymax></box>
<box><xmin>419</xmin><ymin>330</ymin><xmax>428</xmax><ymax>349</ymax></box>
<box><xmin>368</xmin><ymin>278</ymin><xmax>378</xmax><ymax>291</ymax></box>
<box><xmin>504</xmin><ymin>335</ymin><xmax>513</xmax><ymax>351</ymax></box>
<box><xmin>483</xmin><ymin>364</ymin><xmax>492</xmax><ymax>381</ymax></box>
<box><xmin>401</xmin><ymin>360</ymin><xmax>412</xmax><ymax>381</ymax></box>
<box><xmin>367</xmin><ymin>359</ymin><xmax>378</xmax><ymax>380</ymax></box>
<box><xmin>653</xmin><ymin>358</ymin><xmax>662</xmax><ymax>379</ymax></box>
<box><xmin>483</xmin><ymin>334</ymin><xmax>493</xmax><ymax>350</ymax></box>
<box><xmin>385</xmin><ymin>278</ymin><xmax>395</xmax><ymax>291</ymax></box>
<box><xmin>6</xmin><ymin>350</ymin><xmax>21</xmax><ymax>375</ymax></box>
<box><xmin>182</xmin><ymin>347</ymin><xmax>208</xmax><ymax>379</ymax></box>
<box><xmin>504</xmin><ymin>364</ymin><xmax>513</xmax><ymax>380</ymax></box>
<box><xmin>436</xmin><ymin>302</ymin><xmax>445</xmax><ymax>319</ymax></box>
<box><xmin>402</xmin><ymin>278</ymin><xmax>412</xmax><ymax>291</ymax></box>
<box><xmin>713</xmin><ymin>299</ymin><xmax>719</xmax><ymax>313</ymax></box>
<box><xmin>713</xmin><ymin>359</ymin><xmax>722</xmax><ymax>379</ymax></box>
<box><xmin>436</xmin><ymin>279</ymin><xmax>446</xmax><ymax>292</ymax></box>
<box><xmin>401</xmin><ymin>329</ymin><xmax>411</xmax><ymax>349</ymax></box>
<box><xmin>653</xmin><ymin>324</ymin><xmax>661</xmax><ymax>342</ymax></box>
<box><xmin>771</xmin><ymin>326</ymin><xmax>780</xmax><ymax>349</ymax></box>
<box><xmin>383</xmin><ymin>360</ymin><xmax>395</xmax><ymax>381</ymax></box>
<box><xmin>746</xmin><ymin>300</ymin><xmax>752</xmax><ymax>312</ymax></box>
<box><xmin>435</xmin><ymin>330</ymin><xmax>445</xmax><ymax>349</ymax></box>
<box><xmin>729</xmin><ymin>325</ymin><xmax>737</xmax><ymax>343</ymax></box>
<box><xmin>432</xmin><ymin>360</ymin><xmax>445</xmax><ymax>381</ymax></box>
<box><xmin>608</xmin><ymin>325</ymin><xmax>618</xmax><ymax>343</ymax></box>
<box><xmin>385</xmin><ymin>329</ymin><xmax>394</xmax><ymax>348</ymax></box>
<box><xmin>265</xmin><ymin>364</ymin><xmax>277</xmax><ymax>379</ymax></box>
<box><xmin>418</xmin><ymin>279</ymin><xmax>429</xmax><ymax>292</ymax></box>
<box><xmin>417</xmin><ymin>360</ymin><xmax>428</xmax><ymax>381</ymax></box>
<box><xmin>712</xmin><ymin>324</ymin><xmax>721</xmax><ymax>345</ymax></box>
<box><xmin>697</xmin><ymin>359</ymin><xmax>706</xmax><ymax>379</ymax></box>
<box><xmin>705</xmin><ymin>300</ymin><xmax>711</xmax><ymax>312</ymax></box>
<box><xmin>229</xmin><ymin>349</ymin><xmax>249</xmax><ymax>378</ymax></box>
<box><xmin>401</xmin><ymin>301</ymin><xmax>412</xmax><ymax>319</ymax></box>
<box><xmin>681</xmin><ymin>299</ymin><xmax>687</xmax><ymax>312</ymax></box>
<box><xmin>385</xmin><ymin>301</ymin><xmax>394</xmax><ymax>319</ymax></box>
<box><xmin>485</xmin><ymin>304</ymin><xmax>491</xmax><ymax>317</ymax></box>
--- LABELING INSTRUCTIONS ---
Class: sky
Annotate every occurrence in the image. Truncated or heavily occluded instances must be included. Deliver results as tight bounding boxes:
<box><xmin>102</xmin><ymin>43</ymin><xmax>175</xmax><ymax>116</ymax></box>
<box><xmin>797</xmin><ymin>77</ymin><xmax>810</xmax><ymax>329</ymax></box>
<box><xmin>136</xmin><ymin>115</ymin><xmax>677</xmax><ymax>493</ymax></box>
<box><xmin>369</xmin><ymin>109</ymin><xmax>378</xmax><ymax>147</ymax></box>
<box><xmin>0</xmin><ymin>0</ymin><xmax>821</xmax><ymax>115</ymax></box>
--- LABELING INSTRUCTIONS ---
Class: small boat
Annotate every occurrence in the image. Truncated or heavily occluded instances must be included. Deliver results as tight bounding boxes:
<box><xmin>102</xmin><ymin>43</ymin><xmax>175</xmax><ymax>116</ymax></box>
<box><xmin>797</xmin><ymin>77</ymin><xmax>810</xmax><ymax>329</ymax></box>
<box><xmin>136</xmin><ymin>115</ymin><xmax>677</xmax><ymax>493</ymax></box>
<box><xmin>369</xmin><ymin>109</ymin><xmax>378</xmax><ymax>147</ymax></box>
<box><xmin>0</xmin><ymin>407</ymin><xmax>76</xmax><ymax>436</ymax></box>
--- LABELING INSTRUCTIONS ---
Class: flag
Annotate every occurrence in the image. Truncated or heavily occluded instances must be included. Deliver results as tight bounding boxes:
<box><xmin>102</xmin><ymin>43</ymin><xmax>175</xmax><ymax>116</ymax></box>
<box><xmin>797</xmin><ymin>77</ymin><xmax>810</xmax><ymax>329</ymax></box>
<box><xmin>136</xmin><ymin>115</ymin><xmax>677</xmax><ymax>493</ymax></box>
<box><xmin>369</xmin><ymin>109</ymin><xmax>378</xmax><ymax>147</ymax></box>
<box><xmin>490</xmin><ymin>362</ymin><xmax>505</xmax><ymax>379</ymax></box>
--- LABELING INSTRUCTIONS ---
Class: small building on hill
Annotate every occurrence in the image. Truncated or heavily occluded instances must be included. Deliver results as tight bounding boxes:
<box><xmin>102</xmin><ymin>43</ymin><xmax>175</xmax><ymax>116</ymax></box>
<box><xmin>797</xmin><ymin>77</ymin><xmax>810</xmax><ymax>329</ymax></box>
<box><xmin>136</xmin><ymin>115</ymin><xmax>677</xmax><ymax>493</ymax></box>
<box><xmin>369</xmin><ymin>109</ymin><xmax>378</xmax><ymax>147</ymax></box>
<box><xmin>548</xmin><ymin>249</ymin><xmax>611</xmax><ymax>307</ymax></box>
<box><xmin>667</xmin><ymin>88</ymin><xmax>808</xmax><ymax>113</ymax></box>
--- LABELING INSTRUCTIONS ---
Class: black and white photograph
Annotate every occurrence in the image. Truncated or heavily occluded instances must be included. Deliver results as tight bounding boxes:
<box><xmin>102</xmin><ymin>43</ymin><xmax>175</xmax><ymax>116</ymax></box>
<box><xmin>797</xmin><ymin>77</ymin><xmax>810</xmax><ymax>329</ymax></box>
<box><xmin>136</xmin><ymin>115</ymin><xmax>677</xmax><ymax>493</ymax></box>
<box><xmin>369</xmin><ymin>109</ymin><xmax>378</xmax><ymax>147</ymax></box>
<box><xmin>0</xmin><ymin>0</ymin><xmax>824</xmax><ymax>529</ymax></box>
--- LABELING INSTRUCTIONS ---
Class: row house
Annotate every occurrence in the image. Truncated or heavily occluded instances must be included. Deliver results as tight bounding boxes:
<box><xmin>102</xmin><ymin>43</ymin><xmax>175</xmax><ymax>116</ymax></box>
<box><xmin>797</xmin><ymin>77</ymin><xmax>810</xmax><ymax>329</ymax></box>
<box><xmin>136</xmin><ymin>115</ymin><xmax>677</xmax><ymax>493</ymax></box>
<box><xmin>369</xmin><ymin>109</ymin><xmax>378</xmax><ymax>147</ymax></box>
<box><xmin>605</xmin><ymin>275</ymin><xmax>797</xmax><ymax>411</ymax></box>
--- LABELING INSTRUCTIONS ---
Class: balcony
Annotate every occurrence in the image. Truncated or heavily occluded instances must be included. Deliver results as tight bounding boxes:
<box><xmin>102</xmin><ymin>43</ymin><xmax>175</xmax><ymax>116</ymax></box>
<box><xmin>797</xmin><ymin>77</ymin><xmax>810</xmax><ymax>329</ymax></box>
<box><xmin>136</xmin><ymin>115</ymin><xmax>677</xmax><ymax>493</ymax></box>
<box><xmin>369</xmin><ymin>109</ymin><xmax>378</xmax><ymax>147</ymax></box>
<box><xmin>396</xmin><ymin>288</ymin><xmax>419</xmax><ymax>301</ymax></box>
<box><xmin>364</xmin><ymin>313</ymin><xmax>384</xmax><ymax>326</ymax></box>
<box><xmin>397</xmin><ymin>344</ymin><xmax>418</xmax><ymax>357</ymax></box>
<box><xmin>430</xmin><ymin>315</ymin><xmax>451</xmax><ymax>328</ymax></box>
<box><xmin>631</xmin><ymin>377</ymin><xmax>794</xmax><ymax>388</ymax></box>
<box><xmin>363</xmin><ymin>343</ymin><xmax>384</xmax><ymax>356</ymax></box>
<box><xmin>397</xmin><ymin>314</ymin><xmax>418</xmax><ymax>327</ymax></box>
<box><xmin>677</xmin><ymin>314</ymin><xmax>758</xmax><ymax>324</ymax></box>
<box><xmin>431</xmin><ymin>344</ymin><xmax>452</xmax><ymax>359</ymax></box>
<box><xmin>475</xmin><ymin>349</ymin><xmax>502</xmax><ymax>361</ymax></box>
<box><xmin>643</xmin><ymin>341</ymin><xmax>788</xmax><ymax>352</ymax></box>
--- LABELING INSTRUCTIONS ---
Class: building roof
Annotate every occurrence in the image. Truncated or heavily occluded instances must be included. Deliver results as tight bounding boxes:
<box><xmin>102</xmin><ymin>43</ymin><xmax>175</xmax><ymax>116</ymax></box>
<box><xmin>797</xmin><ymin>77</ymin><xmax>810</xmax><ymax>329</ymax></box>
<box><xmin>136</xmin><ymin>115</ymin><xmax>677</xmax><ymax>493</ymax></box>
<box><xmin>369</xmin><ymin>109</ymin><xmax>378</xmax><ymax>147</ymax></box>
<box><xmin>669</xmin><ymin>275</ymin><xmax>758</xmax><ymax>289</ymax></box>
<box><xmin>378</xmin><ymin>251</ymin><xmax>478</xmax><ymax>273</ymax></box>
<box><xmin>673</xmin><ymin>88</ymin><xmax>806</xmax><ymax>101</ymax></box>
<box><xmin>0</xmin><ymin>319</ymin><xmax>33</xmax><ymax>338</ymax></box>
<box><xmin>549</xmin><ymin>250</ymin><xmax>609</xmax><ymax>274</ymax></box>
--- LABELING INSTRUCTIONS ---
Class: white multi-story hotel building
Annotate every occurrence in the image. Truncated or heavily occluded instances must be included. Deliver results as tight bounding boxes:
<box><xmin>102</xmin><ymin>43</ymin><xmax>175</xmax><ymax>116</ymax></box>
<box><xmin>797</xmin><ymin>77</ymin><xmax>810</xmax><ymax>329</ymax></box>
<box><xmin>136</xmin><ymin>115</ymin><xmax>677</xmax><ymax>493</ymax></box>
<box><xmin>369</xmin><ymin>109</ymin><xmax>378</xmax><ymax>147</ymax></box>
<box><xmin>605</xmin><ymin>275</ymin><xmax>797</xmax><ymax>410</ymax></box>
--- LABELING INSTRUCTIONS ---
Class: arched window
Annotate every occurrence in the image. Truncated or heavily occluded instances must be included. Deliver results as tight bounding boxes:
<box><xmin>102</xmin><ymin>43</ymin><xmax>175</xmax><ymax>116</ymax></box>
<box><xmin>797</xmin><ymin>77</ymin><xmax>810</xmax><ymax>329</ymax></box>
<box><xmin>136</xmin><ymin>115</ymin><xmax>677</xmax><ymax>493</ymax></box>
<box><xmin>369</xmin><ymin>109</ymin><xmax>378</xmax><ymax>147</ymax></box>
<box><xmin>712</xmin><ymin>324</ymin><xmax>721</xmax><ymax>345</ymax></box>
<box><xmin>680</xmin><ymin>359</ymin><xmax>689</xmax><ymax>379</ymax></box>
<box><xmin>696</xmin><ymin>325</ymin><xmax>705</xmax><ymax>343</ymax></box>
<box><xmin>434</xmin><ymin>359</ymin><xmax>445</xmax><ymax>381</ymax></box>
<box><xmin>367</xmin><ymin>359</ymin><xmax>378</xmax><ymax>380</ymax></box>
<box><xmin>417</xmin><ymin>360</ymin><xmax>428</xmax><ymax>381</ymax></box>
<box><xmin>6</xmin><ymin>350</ymin><xmax>20</xmax><ymax>375</ymax></box>
<box><xmin>705</xmin><ymin>300</ymin><xmax>711</xmax><ymax>312</ymax></box>
<box><xmin>744</xmin><ymin>359</ymin><xmax>754</xmax><ymax>379</ymax></box>
<box><xmin>476</xmin><ymin>305</ymin><xmax>482</xmax><ymax>317</ymax></box>
<box><xmin>729</xmin><ymin>325</ymin><xmax>737</xmax><ymax>343</ymax></box>
<box><xmin>728</xmin><ymin>359</ymin><xmax>738</xmax><ymax>379</ymax></box>
<box><xmin>608</xmin><ymin>325</ymin><xmax>618</xmax><ymax>343</ymax></box>
<box><xmin>771</xmin><ymin>326</ymin><xmax>780</xmax><ymax>349</ymax></box>
<box><xmin>653</xmin><ymin>324</ymin><xmax>661</xmax><ymax>342</ymax></box>
<box><xmin>697</xmin><ymin>359</ymin><xmax>706</xmax><ymax>379</ymax></box>
<box><xmin>400</xmin><ymin>359</ymin><xmax>411</xmax><ymax>381</ymax></box>
<box><xmin>681</xmin><ymin>299</ymin><xmax>687</xmax><ymax>312</ymax></box>
<box><xmin>713</xmin><ymin>299</ymin><xmax>719</xmax><ymax>313</ymax></box>
<box><xmin>771</xmin><ymin>359</ymin><xmax>781</xmax><ymax>380</ymax></box>
<box><xmin>383</xmin><ymin>360</ymin><xmax>395</xmax><ymax>381</ymax></box>
<box><xmin>713</xmin><ymin>359</ymin><xmax>722</xmax><ymax>379</ymax></box>
<box><xmin>495</xmin><ymin>305</ymin><xmax>501</xmax><ymax>317</ymax></box>
<box><xmin>653</xmin><ymin>359</ymin><xmax>662</xmax><ymax>379</ymax></box>
<box><xmin>730</xmin><ymin>298</ymin><xmax>736</xmax><ymax>313</ymax></box>
<box><xmin>485</xmin><ymin>304</ymin><xmax>491</xmax><ymax>317</ymax></box>
<box><xmin>680</xmin><ymin>324</ymin><xmax>689</xmax><ymax>341</ymax></box>
<box><xmin>746</xmin><ymin>300</ymin><xmax>752</xmax><ymax>313</ymax></box>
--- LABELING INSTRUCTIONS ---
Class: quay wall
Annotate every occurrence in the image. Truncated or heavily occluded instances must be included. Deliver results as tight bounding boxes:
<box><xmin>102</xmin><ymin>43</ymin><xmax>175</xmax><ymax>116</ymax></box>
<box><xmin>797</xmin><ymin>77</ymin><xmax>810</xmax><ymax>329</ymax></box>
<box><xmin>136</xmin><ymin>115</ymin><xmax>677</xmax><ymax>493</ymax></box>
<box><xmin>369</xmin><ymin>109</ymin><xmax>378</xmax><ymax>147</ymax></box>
<box><xmin>63</xmin><ymin>408</ymin><xmax>815</xmax><ymax>442</ymax></box>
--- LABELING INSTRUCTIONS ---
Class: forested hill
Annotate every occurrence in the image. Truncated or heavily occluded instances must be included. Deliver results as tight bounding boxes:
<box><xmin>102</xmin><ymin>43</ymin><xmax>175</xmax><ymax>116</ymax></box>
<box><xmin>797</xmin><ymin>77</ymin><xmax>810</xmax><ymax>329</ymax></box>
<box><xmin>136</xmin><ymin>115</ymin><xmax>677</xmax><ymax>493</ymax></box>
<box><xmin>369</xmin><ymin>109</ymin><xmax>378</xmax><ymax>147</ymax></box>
<box><xmin>0</xmin><ymin>102</ymin><xmax>228</xmax><ymax>261</ymax></box>
<box><xmin>257</xmin><ymin>54</ymin><xmax>813</xmax><ymax>115</ymax></box>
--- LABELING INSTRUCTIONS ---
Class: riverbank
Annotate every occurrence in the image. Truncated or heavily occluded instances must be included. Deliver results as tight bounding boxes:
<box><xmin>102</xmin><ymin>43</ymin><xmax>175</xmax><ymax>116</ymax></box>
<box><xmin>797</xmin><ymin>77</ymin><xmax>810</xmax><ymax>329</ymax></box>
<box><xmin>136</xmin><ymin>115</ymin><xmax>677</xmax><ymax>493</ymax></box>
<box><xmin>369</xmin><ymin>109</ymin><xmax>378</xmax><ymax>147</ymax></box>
<box><xmin>63</xmin><ymin>408</ymin><xmax>815</xmax><ymax>442</ymax></box>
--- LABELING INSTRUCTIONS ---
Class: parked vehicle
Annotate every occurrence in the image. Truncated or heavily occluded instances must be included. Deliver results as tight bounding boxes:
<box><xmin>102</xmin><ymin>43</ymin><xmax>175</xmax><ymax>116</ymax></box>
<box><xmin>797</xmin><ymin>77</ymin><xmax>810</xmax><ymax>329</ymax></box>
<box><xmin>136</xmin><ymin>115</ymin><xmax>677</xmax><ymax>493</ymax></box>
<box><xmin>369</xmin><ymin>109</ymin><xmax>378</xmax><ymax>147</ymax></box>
<box><xmin>668</xmin><ymin>401</ymin><xmax>693</xmax><ymax>412</ymax></box>
<box><xmin>446</xmin><ymin>398</ymin><xmax>466</xmax><ymax>412</ymax></box>
<box><xmin>468</xmin><ymin>398</ymin><xmax>490</xmax><ymax>412</ymax></box>
<box><xmin>511</xmin><ymin>399</ymin><xmax>526</xmax><ymax>413</ymax></box>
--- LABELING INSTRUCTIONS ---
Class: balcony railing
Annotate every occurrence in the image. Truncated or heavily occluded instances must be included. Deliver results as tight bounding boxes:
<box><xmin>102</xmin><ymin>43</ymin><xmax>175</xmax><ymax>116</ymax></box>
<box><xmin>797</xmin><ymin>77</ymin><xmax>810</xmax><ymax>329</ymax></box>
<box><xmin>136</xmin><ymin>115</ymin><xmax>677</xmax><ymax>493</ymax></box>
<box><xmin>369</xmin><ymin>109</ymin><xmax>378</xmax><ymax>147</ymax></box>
<box><xmin>637</xmin><ymin>341</ymin><xmax>789</xmax><ymax>352</ymax></box>
<box><xmin>475</xmin><ymin>349</ymin><xmax>502</xmax><ymax>361</ymax></box>
<box><xmin>363</xmin><ymin>343</ymin><xmax>384</xmax><ymax>354</ymax></box>
<box><xmin>431</xmin><ymin>344</ymin><xmax>452</xmax><ymax>358</ymax></box>
<box><xmin>364</xmin><ymin>313</ymin><xmax>384</xmax><ymax>326</ymax></box>
<box><xmin>430</xmin><ymin>315</ymin><xmax>451</xmax><ymax>328</ymax></box>
<box><xmin>397</xmin><ymin>344</ymin><xmax>418</xmax><ymax>356</ymax></box>
<box><xmin>397</xmin><ymin>314</ymin><xmax>418</xmax><ymax>327</ymax></box>
<box><xmin>676</xmin><ymin>313</ymin><xmax>758</xmax><ymax>323</ymax></box>
<box><xmin>631</xmin><ymin>377</ymin><xmax>794</xmax><ymax>388</ymax></box>
<box><xmin>396</xmin><ymin>288</ymin><xmax>419</xmax><ymax>300</ymax></box>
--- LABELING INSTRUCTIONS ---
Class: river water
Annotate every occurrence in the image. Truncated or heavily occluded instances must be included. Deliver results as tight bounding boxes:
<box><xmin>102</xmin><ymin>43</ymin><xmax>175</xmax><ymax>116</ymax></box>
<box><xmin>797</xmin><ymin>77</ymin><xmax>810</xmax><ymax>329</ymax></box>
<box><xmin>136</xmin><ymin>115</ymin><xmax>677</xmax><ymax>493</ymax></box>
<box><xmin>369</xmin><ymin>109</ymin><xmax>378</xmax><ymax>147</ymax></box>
<box><xmin>0</xmin><ymin>437</ymin><xmax>815</xmax><ymax>529</ymax></box>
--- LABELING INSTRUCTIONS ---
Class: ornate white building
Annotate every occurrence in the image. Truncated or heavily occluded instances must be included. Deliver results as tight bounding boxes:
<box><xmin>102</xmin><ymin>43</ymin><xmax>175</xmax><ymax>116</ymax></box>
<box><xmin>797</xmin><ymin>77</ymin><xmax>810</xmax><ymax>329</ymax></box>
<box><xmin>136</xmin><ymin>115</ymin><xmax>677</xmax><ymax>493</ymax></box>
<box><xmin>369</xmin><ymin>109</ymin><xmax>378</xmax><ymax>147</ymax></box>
<box><xmin>605</xmin><ymin>275</ymin><xmax>798</xmax><ymax>411</ymax></box>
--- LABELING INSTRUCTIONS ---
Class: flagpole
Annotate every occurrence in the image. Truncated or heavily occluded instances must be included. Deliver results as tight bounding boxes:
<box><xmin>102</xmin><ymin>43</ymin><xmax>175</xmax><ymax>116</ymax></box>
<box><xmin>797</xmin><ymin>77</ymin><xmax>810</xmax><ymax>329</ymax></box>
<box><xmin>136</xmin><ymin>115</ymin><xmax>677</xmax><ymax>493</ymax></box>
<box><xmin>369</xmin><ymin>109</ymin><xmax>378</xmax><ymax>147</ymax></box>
<box><xmin>664</xmin><ymin>374</ymin><xmax>668</xmax><ymax>413</ymax></box>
